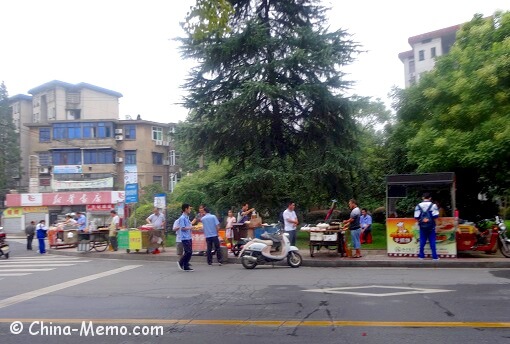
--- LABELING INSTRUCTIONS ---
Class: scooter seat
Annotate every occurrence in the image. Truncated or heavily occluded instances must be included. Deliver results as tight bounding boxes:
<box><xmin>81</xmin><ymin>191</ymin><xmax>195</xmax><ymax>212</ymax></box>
<box><xmin>252</xmin><ymin>239</ymin><xmax>273</xmax><ymax>246</ymax></box>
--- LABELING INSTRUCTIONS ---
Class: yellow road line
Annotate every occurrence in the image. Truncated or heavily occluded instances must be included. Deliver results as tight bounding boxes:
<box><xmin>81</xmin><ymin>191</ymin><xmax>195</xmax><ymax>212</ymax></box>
<box><xmin>0</xmin><ymin>319</ymin><xmax>508</xmax><ymax>328</ymax></box>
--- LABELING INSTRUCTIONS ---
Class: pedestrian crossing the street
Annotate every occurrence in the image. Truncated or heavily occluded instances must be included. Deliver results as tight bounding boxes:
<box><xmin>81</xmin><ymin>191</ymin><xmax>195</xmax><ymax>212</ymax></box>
<box><xmin>0</xmin><ymin>256</ymin><xmax>90</xmax><ymax>279</ymax></box>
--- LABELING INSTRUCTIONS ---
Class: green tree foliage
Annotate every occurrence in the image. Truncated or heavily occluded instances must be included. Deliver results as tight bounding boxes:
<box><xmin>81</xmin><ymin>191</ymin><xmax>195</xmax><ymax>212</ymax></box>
<box><xmin>178</xmin><ymin>0</ymin><xmax>361</xmax><ymax>213</ymax></box>
<box><xmin>0</xmin><ymin>82</ymin><xmax>21</xmax><ymax>205</ymax></box>
<box><xmin>349</xmin><ymin>96</ymin><xmax>393</xmax><ymax>210</ymax></box>
<box><xmin>391</xmin><ymin>12</ymin><xmax>510</xmax><ymax>218</ymax></box>
<box><xmin>183</xmin><ymin>0</ymin><xmax>234</xmax><ymax>40</ymax></box>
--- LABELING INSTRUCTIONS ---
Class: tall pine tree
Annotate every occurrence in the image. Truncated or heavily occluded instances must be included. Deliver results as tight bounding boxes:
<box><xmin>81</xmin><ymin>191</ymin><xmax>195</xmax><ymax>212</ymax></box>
<box><xmin>180</xmin><ymin>0</ymin><xmax>358</xmax><ymax>164</ymax></box>
<box><xmin>178</xmin><ymin>0</ymin><xmax>361</xmax><ymax>209</ymax></box>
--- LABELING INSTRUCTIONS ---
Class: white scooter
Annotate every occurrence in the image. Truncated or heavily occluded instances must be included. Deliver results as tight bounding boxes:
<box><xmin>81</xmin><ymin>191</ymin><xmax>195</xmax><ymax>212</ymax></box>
<box><xmin>239</xmin><ymin>226</ymin><xmax>302</xmax><ymax>269</ymax></box>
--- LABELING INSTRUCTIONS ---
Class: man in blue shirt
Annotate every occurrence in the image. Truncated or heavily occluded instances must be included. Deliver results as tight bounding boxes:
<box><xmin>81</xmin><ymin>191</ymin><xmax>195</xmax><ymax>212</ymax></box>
<box><xmin>76</xmin><ymin>212</ymin><xmax>87</xmax><ymax>232</ymax></box>
<box><xmin>177</xmin><ymin>204</ymin><xmax>194</xmax><ymax>271</ymax></box>
<box><xmin>360</xmin><ymin>208</ymin><xmax>373</xmax><ymax>244</ymax></box>
<box><xmin>201</xmin><ymin>206</ymin><xmax>223</xmax><ymax>266</ymax></box>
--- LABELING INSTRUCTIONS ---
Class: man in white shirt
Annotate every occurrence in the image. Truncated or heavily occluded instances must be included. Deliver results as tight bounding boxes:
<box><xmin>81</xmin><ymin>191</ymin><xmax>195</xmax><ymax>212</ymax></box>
<box><xmin>108</xmin><ymin>210</ymin><xmax>120</xmax><ymax>251</ymax></box>
<box><xmin>283</xmin><ymin>201</ymin><xmax>298</xmax><ymax>246</ymax></box>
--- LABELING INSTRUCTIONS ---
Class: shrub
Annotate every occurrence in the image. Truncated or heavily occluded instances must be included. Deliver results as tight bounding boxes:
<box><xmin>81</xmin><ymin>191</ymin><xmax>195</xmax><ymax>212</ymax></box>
<box><xmin>372</xmin><ymin>207</ymin><xmax>386</xmax><ymax>223</ymax></box>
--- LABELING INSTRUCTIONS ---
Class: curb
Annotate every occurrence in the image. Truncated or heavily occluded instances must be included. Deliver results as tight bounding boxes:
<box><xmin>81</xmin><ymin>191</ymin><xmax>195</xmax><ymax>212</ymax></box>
<box><xmin>45</xmin><ymin>248</ymin><xmax>510</xmax><ymax>268</ymax></box>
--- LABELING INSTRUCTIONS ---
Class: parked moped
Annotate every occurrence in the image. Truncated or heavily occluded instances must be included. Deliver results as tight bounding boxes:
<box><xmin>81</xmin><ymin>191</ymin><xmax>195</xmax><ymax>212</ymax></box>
<box><xmin>0</xmin><ymin>227</ymin><xmax>10</xmax><ymax>259</ymax></box>
<box><xmin>456</xmin><ymin>216</ymin><xmax>510</xmax><ymax>257</ymax></box>
<box><xmin>239</xmin><ymin>227</ymin><xmax>302</xmax><ymax>269</ymax></box>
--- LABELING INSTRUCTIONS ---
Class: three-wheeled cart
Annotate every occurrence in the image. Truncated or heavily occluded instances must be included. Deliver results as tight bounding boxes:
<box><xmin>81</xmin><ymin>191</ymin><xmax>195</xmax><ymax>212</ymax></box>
<box><xmin>48</xmin><ymin>228</ymin><xmax>79</xmax><ymax>249</ymax></box>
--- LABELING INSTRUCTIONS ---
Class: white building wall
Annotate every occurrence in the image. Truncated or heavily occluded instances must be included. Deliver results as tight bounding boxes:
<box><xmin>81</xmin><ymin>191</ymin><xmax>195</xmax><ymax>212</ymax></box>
<box><xmin>80</xmin><ymin>89</ymin><xmax>119</xmax><ymax>120</ymax></box>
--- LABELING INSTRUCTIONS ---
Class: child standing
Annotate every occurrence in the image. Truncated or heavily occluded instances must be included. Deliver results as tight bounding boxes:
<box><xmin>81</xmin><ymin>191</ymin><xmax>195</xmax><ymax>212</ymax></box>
<box><xmin>225</xmin><ymin>210</ymin><xmax>236</xmax><ymax>250</ymax></box>
<box><xmin>36</xmin><ymin>220</ymin><xmax>48</xmax><ymax>254</ymax></box>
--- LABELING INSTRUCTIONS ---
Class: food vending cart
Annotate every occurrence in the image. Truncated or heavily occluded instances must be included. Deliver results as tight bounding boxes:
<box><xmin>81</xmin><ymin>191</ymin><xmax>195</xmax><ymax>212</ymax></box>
<box><xmin>386</xmin><ymin>172</ymin><xmax>458</xmax><ymax>258</ymax></box>
<box><xmin>301</xmin><ymin>222</ymin><xmax>347</xmax><ymax>257</ymax></box>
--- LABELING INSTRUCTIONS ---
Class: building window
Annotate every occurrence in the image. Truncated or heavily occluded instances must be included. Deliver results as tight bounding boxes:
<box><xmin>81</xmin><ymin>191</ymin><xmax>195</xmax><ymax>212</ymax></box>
<box><xmin>418</xmin><ymin>50</ymin><xmax>425</xmax><ymax>61</ymax></box>
<box><xmin>38</xmin><ymin>152</ymin><xmax>51</xmax><ymax>166</ymax></box>
<box><xmin>53</xmin><ymin>123</ymin><xmax>82</xmax><ymax>139</ymax></box>
<box><xmin>431</xmin><ymin>47</ymin><xmax>437</xmax><ymax>58</ymax></box>
<box><xmin>409</xmin><ymin>59</ymin><xmax>415</xmax><ymax>74</ymax></box>
<box><xmin>66</xmin><ymin>92</ymin><xmax>80</xmax><ymax>104</ymax></box>
<box><xmin>49</xmin><ymin>107</ymin><xmax>56</xmax><ymax>120</ymax></box>
<box><xmin>83</xmin><ymin>149</ymin><xmax>115</xmax><ymax>164</ymax></box>
<box><xmin>152</xmin><ymin>126</ymin><xmax>163</xmax><ymax>141</ymax></box>
<box><xmin>125</xmin><ymin>150</ymin><xmax>137</xmax><ymax>165</ymax></box>
<box><xmin>170</xmin><ymin>173</ymin><xmax>179</xmax><ymax>192</ymax></box>
<box><xmin>82</xmin><ymin>122</ymin><xmax>113</xmax><ymax>138</ymax></box>
<box><xmin>169</xmin><ymin>150</ymin><xmax>176</xmax><ymax>166</ymax></box>
<box><xmin>152</xmin><ymin>152</ymin><xmax>163</xmax><ymax>165</ymax></box>
<box><xmin>52</xmin><ymin>149</ymin><xmax>82</xmax><ymax>165</ymax></box>
<box><xmin>39</xmin><ymin>128</ymin><xmax>51</xmax><ymax>142</ymax></box>
<box><xmin>124</xmin><ymin>125</ymin><xmax>136</xmax><ymax>140</ymax></box>
<box><xmin>153</xmin><ymin>176</ymin><xmax>163</xmax><ymax>186</ymax></box>
<box><xmin>40</xmin><ymin>178</ymin><xmax>51</xmax><ymax>186</ymax></box>
<box><xmin>66</xmin><ymin>109</ymin><xmax>81</xmax><ymax>120</ymax></box>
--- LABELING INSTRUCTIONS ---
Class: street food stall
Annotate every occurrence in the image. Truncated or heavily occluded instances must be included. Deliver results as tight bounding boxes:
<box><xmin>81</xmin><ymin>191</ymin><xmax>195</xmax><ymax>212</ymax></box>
<box><xmin>301</xmin><ymin>222</ymin><xmax>347</xmax><ymax>257</ymax></box>
<box><xmin>386</xmin><ymin>172</ymin><xmax>458</xmax><ymax>258</ymax></box>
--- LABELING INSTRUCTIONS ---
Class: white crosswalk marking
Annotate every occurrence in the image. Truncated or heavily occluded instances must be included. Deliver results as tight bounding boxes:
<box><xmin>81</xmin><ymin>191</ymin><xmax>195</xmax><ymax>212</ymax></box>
<box><xmin>0</xmin><ymin>254</ymin><xmax>89</xmax><ymax>279</ymax></box>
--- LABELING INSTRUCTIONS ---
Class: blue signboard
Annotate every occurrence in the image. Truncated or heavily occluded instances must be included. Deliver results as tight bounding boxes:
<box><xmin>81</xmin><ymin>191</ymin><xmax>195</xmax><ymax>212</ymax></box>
<box><xmin>125</xmin><ymin>183</ymin><xmax>138</xmax><ymax>204</ymax></box>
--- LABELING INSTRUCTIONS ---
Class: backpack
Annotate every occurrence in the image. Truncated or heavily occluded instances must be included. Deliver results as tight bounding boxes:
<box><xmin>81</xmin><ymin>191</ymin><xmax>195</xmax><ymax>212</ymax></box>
<box><xmin>418</xmin><ymin>203</ymin><xmax>435</xmax><ymax>230</ymax></box>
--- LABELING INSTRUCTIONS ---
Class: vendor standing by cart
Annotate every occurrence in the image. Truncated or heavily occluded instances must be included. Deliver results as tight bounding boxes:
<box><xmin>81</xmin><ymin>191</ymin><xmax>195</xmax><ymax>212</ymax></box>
<box><xmin>237</xmin><ymin>203</ymin><xmax>255</xmax><ymax>224</ymax></box>
<box><xmin>146</xmin><ymin>208</ymin><xmax>166</xmax><ymax>254</ymax></box>
<box><xmin>108</xmin><ymin>210</ymin><xmax>120</xmax><ymax>251</ymax></box>
<box><xmin>146</xmin><ymin>208</ymin><xmax>166</xmax><ymax>229</ymax></box>
<box><xmin>76</xmin><ymin>211</ymin><xmax>87</xmax><ymax>232</ymax></box>
<box><xmin>343</xmin><ymin>199</ymin><xmax>362</xmax><ymax>258</ymax></box>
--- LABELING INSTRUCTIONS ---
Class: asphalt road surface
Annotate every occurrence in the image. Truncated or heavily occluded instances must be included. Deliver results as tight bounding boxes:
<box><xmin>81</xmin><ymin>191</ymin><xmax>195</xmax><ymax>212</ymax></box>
<box><xmin>0</xmin><ymin>241</ymin><xmax>509</xmax><ymax>344</ymax></box>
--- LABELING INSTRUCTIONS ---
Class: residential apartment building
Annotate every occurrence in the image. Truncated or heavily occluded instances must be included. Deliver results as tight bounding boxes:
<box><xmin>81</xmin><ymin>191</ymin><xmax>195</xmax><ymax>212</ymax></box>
<box><xmin>398</xmin><ymin>23</ymin><xmax>460</xmax><ymax>87</ymax></box>
<box><xmin>5</xmin><ymin>80</ymin><xmax>180</xmax><ymax>232</ymax></box>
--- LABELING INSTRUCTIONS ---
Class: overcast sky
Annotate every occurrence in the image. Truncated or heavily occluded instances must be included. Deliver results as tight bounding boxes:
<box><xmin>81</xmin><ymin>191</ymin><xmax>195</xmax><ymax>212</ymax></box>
<box><xmin>1</xmin><ymin>0</ymin><xmax>508</xmax><ymax>123</ymax></box>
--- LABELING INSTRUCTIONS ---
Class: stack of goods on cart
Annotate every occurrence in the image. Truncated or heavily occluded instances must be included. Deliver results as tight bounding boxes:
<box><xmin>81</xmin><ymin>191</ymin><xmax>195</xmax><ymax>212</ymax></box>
<box><xmin>139</xmin><ymin>224</ymin><xmax>154</xmax><ymax>231</ymax></box>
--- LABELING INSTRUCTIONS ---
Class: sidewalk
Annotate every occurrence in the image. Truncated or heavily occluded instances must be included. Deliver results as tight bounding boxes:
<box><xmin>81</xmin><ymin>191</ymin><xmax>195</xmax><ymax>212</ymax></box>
<box><xmin>42</xmin><ymin>242</ymin><xmax>510</xmax><ymax>268</ymax></box>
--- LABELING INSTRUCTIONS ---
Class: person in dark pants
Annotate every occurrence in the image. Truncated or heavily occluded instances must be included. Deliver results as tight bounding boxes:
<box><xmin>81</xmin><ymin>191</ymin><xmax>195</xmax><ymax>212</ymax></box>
<box><xmin>108</xmin><ymin>210</ymin><xmax>120</xmax><ymax>251</ymax></box>
<box><xmin>36</xmin><ymin>220</ymin><xmax>48</xmax><ymax>254</ymax></box>
<box><xmin>201</xmin><ymin>207</ymin><xmax>223</xmax><ymax>266</ymax></box>
<box><xmin>25</xmin><ymin>221</ymin><xmax>36</xmax><ymax>250</ymax></box>
<box><xmin>414</xmin><ymin>193</ymin><xmax>440</xmax><ymax>260</ymax></box>
<box><xmin>177</xmin><ymin>204</ymin><xmax>193</xmax><ymax>272</ymax></box>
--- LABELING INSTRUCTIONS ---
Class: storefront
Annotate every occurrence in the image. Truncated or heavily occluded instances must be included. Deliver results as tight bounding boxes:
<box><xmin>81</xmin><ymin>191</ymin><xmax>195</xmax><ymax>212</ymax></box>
<box><xmin>1</xmin><ymin>207</ymin><xmax>49</xmax><ymax>234</ymax></box>
<box><xmin>4</xmin><ymin>191</ymin><xmax>125</xmax><ymax>233</ymax></box>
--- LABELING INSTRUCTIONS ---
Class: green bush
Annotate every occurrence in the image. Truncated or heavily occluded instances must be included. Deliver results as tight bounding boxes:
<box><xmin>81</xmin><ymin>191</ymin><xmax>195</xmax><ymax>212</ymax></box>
<box><xmin>372</xmin><ymin>207</ymin><xmax>386</xmax><ymax>223</ymax></box>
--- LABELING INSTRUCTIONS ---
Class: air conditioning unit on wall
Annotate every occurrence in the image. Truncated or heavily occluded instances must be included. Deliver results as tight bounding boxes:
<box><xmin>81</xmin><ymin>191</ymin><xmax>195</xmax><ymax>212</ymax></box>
<box><xmin>115</xmin><ymin>129</ymin><xmax>123</xmax><ymax>134</ymax></box>
<box><xmin>115</xmin><ymin>157</ymin><xmax>124</xmax><ymax>163</ymax></box>
<box><xmin>115</xmin><ymin>135</ymin><xmax>123</xmax><ymax>140</ymax></box>
<box><xmin>39</xmin><ymin>167</ymin><xmax>49</xmax><ymax>174</ymax></box>
<box><xmin>155</xmin><ymin>140</ymin><xmax>163</xmax><ymax>146</ymax></box>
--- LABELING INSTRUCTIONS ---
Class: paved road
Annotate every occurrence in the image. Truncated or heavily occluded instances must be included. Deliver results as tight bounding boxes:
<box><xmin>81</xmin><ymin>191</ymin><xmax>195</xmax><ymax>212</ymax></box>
<box><xmin>0</xmin><ymin>241</ymin><xmax>509</xmax><ymax>344</ymax></box>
